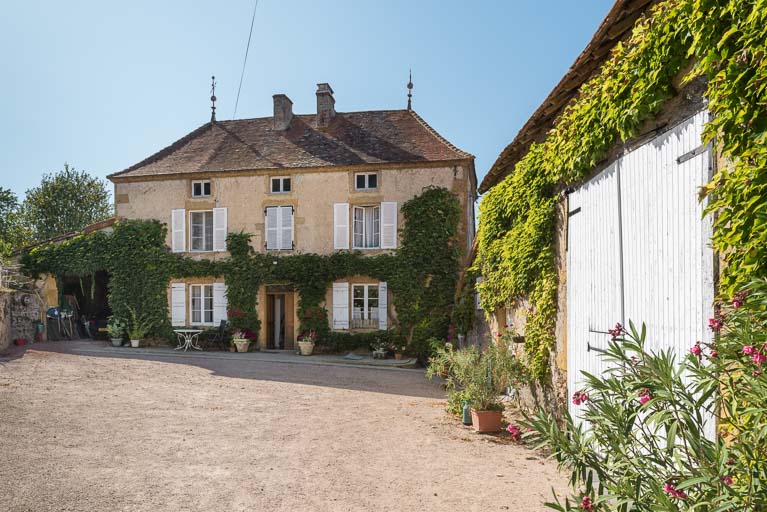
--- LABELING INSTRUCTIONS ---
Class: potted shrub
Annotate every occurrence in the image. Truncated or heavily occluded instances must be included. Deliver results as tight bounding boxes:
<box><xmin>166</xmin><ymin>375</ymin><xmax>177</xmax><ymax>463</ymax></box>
<box><xmin>297</xmin><ymin>330</ymin><xmax>317</xmax><ymax>356</ymax></box>
<box><xmin>127</xmin><ymin>307</ymin><xmax>155</xmax><ymax>348</ymax></box>
<box><xmin>232</xmin><ymin>330</ymin><xmax>250</xmax><ymax>353</ymax></box>
<box><xmin>107</xmin><ymin>317</ymin><xmax>126</xmax><ymax>347</ymax></box>
<box><xmin>392</xmin><ymin>335</ymin><xmax>407</xmax><ymax>360</ymax></box>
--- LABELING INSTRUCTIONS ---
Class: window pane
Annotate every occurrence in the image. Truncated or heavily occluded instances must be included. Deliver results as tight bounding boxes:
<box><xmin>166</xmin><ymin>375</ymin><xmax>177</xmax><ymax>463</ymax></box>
<box><xmin>356</xmin><ymin>174</ymin><xmax>366</xmax><ymax>189</ymax></box>
<box><xmin>203</xmin><ymin>182</ymin><xmax>211</xmax><ymax>195</ymax></box>
<box><xmin>191</xmin><ymin>212</ymin><xmax>202</xmax><ymax>250</ymax></box>
<box><xmin>367</xmin><ymin>174</ymin><xmax>377</xmax><ymax>189</ymax></box>
<box><xmin>271</xmin><ymin>178</ymin><xmax>280</xmax><ymax>192</ymax></box>
<box><xmin>353</xmin><ymin>286</ymin><xmax>364</xmax><ymax>299</ymax></box>
<box><xmin>193</xmin><ymin>183</ymin><xmax>202</xmax><ymax>196</ymax></box>
<box><xmin>204</xmin><ymin>211</ymin><xmax>213</xmax><ymax>251</ymax></box>
<box><xmin>191</xmin><ymin>286</ymin><xmax>201</xmax><ymax>323</ymax></box>
<box><xmin>283</xmin><ymin>178</ymin><xmax>291</xmax><ymax>192</ymax></box>
<box><xmin>353</xmin><ymin>208</ymin><xmax>364</xmax><ymax>247</ymax></box>
<box><xmin>368</xmin><ymin>286</ymin><xmax>378</xmax><ymax>300</ymax></box>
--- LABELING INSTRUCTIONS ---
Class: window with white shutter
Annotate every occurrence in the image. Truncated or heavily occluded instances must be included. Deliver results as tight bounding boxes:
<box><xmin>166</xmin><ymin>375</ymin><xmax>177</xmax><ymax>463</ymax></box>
<box><xmin>332</xmin><ymin>282</ymin><xmax>350</xmax><ymax>330</ymax></box>
<box><xmin>171</xmin><ymin>283</ymin><xmax>186</xmax><ymax>326</ymax></box>
<box><xmin>380</xmin><ymin>202</ymin><xmax>397</xmax><ymax>249</ymax></box>
<box><xmin>190</xmin><ymin>211</ymin><xmax>213</xmax><ymax>252</ymax></box>
<box><xmin>265</xmin><ymin>206</ymin><xmax>294</xmax><ymax>251</ymax></box>
<box><xmin>378</xmin><ymin>282</ymin><xmax>388</xmax><ymax>330</ymax></box>
<box><xmin>212</xmin><ymin>207</ymin><xmax>227</xmax><ymax>252</ymax></box>
<box><xmin>334</xmin><ymin>203</ymin><xmax>350</xmax><ymax>250</ymax></box>
<box><xmin>213</xmin><ymin>283</ymin><xmax>228</xmax><ymax>325</ymax></box>
<box><xmin>171</xmin><ymin>209</ymin><xmax>186</xmax><ymax>253</ymax></box>
<box><xmin>190</xmin><ymin>284</ymin><xmax>214</xmax><ymax>325</ymax></box>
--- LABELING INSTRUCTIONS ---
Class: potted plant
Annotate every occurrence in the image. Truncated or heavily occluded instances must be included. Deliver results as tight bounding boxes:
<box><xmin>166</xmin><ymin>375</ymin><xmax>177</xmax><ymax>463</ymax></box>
<box><xmin>126</xmin><ymin>307</ymin><xmax>155</xmax><ymax>348</ymax></box>
<box><xmin>297</xmin><ymin>330</ymin><xmax>317</xmax><ymax>356</ymax></box>
<box><xmin>232</xmin><ymin>330</ymin><xmax>250</xmax><ymax>353</ymax></box>
<box><xmin>392</xmin><ymin>335</ymin><xmax>407</xmax><ymax>360</ymax></box>
<box><xmin>107</xmin><ymin>317</ymin><xmax>126</xmax><ymax>347</ymax></box>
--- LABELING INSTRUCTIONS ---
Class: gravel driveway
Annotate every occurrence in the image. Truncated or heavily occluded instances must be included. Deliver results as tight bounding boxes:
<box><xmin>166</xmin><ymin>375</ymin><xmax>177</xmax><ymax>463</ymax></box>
<box><xmin>0</xmin><ymin>342</ymin><xmax>569</xmax><ymax>511</ymax></box>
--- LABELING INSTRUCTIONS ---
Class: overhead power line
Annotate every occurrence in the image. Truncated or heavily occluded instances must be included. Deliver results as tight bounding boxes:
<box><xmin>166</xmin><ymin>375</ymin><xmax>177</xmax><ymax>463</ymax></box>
<box><xmin>232</xmin><ymin>0</ymin><xmax>259</xmax><ymax>119</ymax></box>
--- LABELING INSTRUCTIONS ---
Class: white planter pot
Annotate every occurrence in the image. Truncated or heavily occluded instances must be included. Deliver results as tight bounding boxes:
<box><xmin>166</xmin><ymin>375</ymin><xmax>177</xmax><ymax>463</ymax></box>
<box><xmin>298</xmin><ymin>341</ymin><xmax>314</xmax><ymax>356</ymax></box>
<box><xmin>234</xmin><ymin>339</ymin><xmax>251</xmax><ymax>353</ymax></box>
<box><xmin>130</xmin><ymin>339</ymin><xmax>140</xmax><ymax>348</ymax></box>
<box><xmin>111</xmin><ymin>338</ymin><xmax>123</xmax><ymax>347</ymax></box>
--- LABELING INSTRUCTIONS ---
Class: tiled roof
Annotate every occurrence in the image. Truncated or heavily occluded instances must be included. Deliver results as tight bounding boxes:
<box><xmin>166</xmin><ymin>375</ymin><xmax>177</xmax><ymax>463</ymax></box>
<box><xmin>109</xmin><ymin>109</ymin><xmax>473</xmax><ymax>180</ymax></box>
<box><xmin>479</xmin><ymin>0</ymin><xmax>655</xmax><ymax>192</ymax></box>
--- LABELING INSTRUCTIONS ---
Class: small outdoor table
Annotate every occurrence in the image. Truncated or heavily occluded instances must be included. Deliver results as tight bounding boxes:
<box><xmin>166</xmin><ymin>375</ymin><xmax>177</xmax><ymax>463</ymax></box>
<box><xmin>173</xmin><ymin>329</ymin><xmax>203</xmax><ymax>352</ymax></box>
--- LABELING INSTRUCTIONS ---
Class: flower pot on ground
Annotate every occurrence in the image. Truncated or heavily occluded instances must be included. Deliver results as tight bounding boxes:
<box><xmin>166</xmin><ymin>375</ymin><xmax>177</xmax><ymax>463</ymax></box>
<box><xmin>233</xmin><ymin>339</ymin><xmax>250</xmax><ymax>353</ymax></box>
<box><xmin>14</xmin><ymin>338</ymin><xmax>28</xmax><ymax>346</ymax></box>
<box><xmin>297</xmin><ymin>330</ymin><xmax>317</xmax><ymax>356</ymax></box>
<box><xmin>471</xmin><ymin>408</ymin><xmax>503</xmax><ymax>433</ymax></box>
<box><xmin>126</xmin><ymin>307</ymin><xmax>155</xmax><ymax>350</ymax></box>
<box><xmin>106</xmin><ymin>317</ymin><xmax>127</xmax><ymax>348</ymax></box>
<box><xmin>229</xmin><ymin>345</ymin><xmax>236</xmax><ymax>353</ymax></box>
<box><xmin>394</xmin><ymin>352</ymin><xmax>404</xmax><ymax>360</ymax></box>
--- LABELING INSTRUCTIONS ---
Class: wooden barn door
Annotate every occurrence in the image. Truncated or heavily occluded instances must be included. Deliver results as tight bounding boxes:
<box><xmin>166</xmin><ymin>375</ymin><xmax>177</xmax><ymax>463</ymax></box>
<box><xmin>567</xmin><ymin>111</ymin><xmax>715</xmax><ymax>434</ymax></box>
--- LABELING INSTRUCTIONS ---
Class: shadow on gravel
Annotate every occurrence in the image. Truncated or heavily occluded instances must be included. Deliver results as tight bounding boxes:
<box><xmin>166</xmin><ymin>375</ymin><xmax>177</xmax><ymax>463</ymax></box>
<box><xmin>10</xmin><ymin>340</ymin><xmax>447</xmax><ymax>399</ymax></box>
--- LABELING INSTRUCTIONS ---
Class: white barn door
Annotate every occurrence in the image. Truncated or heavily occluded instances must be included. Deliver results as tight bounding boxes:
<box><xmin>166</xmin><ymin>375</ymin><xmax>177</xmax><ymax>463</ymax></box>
<box><xmin>567</xmin><ymin>111</ymin><xmax>714</xmax><ymax>431</ymax></box>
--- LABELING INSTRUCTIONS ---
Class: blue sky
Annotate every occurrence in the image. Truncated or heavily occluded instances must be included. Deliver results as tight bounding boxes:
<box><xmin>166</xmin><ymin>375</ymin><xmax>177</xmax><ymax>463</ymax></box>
<box><xmin>1</xmin><ymin>0</ymin><xmax>613</xmax><ymax>200</ymax></box>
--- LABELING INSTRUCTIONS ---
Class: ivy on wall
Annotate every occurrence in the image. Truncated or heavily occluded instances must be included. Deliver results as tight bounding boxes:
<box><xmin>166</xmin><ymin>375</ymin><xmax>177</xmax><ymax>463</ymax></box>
<box><xmin>22</xmin><ymin>186</ymin><xmax>462</xmax><ymax>355</ymax></box>
<box><xmin>475</xmin><ymin>0</ymin><xmax>767</xmax><ymax>380</ymax></box>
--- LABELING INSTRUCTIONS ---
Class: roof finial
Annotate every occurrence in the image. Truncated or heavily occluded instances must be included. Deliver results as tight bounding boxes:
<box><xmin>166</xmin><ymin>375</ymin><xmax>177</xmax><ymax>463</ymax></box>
<box><xmin>407</xmin><ymin>69</ymin><xmax>413</xmax><ymax>111</ymax></box>
<box><xmin>210</xmin><ymin>75</ymin><xmax>217</xmax><ymax>122</ymax></box>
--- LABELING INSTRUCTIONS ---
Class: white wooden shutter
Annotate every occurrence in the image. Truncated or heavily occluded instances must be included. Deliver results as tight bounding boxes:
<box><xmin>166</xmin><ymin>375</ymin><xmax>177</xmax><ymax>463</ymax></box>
<box><xmin>380</xmin><ymin>202</ymin><xmax>397</xmax><ymax>249</ymax></box>
<box><xmin>280</xmin><ymin>206</ymin><xmax>294</xmax><ymax>250</ymax></box>
<box><xmin>265</xmin><ymin>207</ymin><xmax>278</xmax><ymax>250</ymax></box>
<box><xmin>334</xmin><ymin>203</ymin><xmax>350</xmax><ymax>250</ymax></box>
<box><xmin>332</xmin><ymin>282</ymin><xmax>349</xmax><ymax>330</ymax></box>
<box><xmin>213</xmin><ymin>207</ymin><xmax>227</xmax><ymax>252</ymax></box>
<box><xmin>171</xmin><ymin>209</ymin><xmax>186</xmax><ymax>253</ymax></box>
<box><xmin>213</xmin><ymin>282</ymin><xmax>228</xmax><ymax>325</ymax></box>
<box><xmin>171</xmin><ymin>283</ymin><xmax>186</xmax><ymax>326</ymax></box>
<box><xmin>378</xmin><ymin>281</ymin><xmax>388</xmax><ymax>330</ymax></box>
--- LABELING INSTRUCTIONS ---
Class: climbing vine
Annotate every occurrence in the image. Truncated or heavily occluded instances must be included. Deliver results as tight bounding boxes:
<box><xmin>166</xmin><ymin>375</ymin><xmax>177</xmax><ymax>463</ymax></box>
<box><xmin>22</xmin><ymin>186</ymin><xmax>462</xmax><ymax>356</ymax></box>
<box><xmin>475</xmin><ymin>0</ymin><xmax>767</xmax><ymax>380</ymax></box>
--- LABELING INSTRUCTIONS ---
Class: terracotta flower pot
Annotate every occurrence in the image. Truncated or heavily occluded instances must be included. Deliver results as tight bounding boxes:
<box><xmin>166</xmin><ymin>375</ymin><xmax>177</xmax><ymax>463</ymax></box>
<box><xmin>14</xmin><ymin>338</ymin><xmax>28</xmax><ymax>346</ymax></box>
<box><xmin>394</xmin><ymin>353</ymin><xmax>403</xmax><ymax>360</ymax></box>
<box><xmin>471</xmin><ymin>409</ymin><xmax>503</xmax><ymax>433</ymax></box>
<box><xmin>229</xmin><ymin>346</ymin><xmax>236</xmax><ymax>352</ymax></box>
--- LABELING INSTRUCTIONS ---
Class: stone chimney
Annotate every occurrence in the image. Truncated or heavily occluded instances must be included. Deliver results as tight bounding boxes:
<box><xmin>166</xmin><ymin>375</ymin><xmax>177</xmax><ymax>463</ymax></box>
<box><xmin>273</xmin><ymin>94</ymin><xmax>293</xmax><ymax>130</ymax></box>
<box><xmin>316</xmin><ymin>83</ymin><xmax>335</xmax><ymax>127</ymax></box>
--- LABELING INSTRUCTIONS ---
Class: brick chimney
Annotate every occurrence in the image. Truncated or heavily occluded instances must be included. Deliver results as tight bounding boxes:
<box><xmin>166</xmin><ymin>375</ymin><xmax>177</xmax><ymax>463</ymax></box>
<box><xmin>316</xmin><ymin>83</ymin><xmax>335</xmax><ymax>127</ymax></box>
<box><xmin>273</xmin><ymin>94</ymin><xmax>293</xmax><ymax>130</ymax></box>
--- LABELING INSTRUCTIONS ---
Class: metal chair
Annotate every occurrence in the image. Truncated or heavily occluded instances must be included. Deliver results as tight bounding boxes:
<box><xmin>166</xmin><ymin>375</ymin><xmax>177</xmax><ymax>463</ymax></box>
<box><xmin>208</xmin><ymin>320</ymin><xmax>228</xmax><ymax>344</ymax></box>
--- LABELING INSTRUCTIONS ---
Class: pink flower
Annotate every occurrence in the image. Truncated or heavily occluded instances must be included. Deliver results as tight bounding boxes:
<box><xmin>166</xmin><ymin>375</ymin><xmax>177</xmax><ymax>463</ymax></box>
<box><xmin>580</xmin><ymin>496</ymin><xmax>595</xmax><ymax>511</ymax></box>
<box><xmin>608</xmin><ymin>322</ymin><xmax>624</xmax><ymax>341</ymax></box>
<box><xmin>638</xmin><ymin>389</ymin><xmax>652</xmax><ymax>405</ymax></box>
<box><xmin>572</xmin><ymin>390</ymin><xmax>589</xmax><ymax>406</ymax></box>
<box><xmin>497</xmin><ymin>332</ymin><xmax>502</xmax><ymax>337</ymax></box>
<box><xmin>663</xmin><ymin>483</ymin><xmax>688</xmax><ymax>500</ymax></box>
<box><xmin>732</xmin><ymin>298</ymin><xmax>742</xmax><ymax>309</ymax></box>
<box><xmin>721</xmin><ymin>475</ymin><xmax>733</xmax><ymax>486</ymax></box>
<box><xmin>752</xmin><ymin>353</ymin><xmax>766</xmax><ymax>366</ymax></box>
<box><xmin>709</xmin><ymin>317</ymin><xmax>723</xmax><ymax>332</ymax></box>
<box><xmin>506</xmin><ymin>424</ymin><xmax>522</xmax><ymax>442</ymax></box>
<box><xmin>726</xmin><ymin>458</ymin><xmax>735</xmax><ymax>466</ymax></box>
<box><xmin>690</xmin><ymin>342</ymin><xmax>702</xmax><ymax>357</ymax></box>
<box><xmin>709</xmin><ymin>349</ymin><xmax>718</xmax><ymax>359</ymax></box>
<box><xmin>743</xmin><ymin>345</ymin><xmax>756</xmax><ymax>356</ymax></box>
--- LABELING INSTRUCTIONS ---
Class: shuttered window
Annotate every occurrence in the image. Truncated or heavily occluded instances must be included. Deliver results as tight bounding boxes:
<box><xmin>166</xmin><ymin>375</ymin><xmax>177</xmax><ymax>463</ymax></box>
<box><xmin>265</xmin><ymin>206</ymin><xmax>294</xmax><ymax>250</ymax></box>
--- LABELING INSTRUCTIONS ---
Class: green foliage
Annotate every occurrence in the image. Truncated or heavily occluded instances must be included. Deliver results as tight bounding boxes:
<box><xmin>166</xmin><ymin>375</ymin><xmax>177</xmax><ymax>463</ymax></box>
<box><xmin>476</xmin><ymin>0</ymin><xmax>767</xmax><ymax>379</ymax></box>
<box><xmin>526</xmin><ymin>279</ymin><xmax>767</xmax><ymax>511</ymax></box>
<box><xmin>0</xmin><ymin>187</ymin><xmax>34</xmax><ymax>251</ymax></box>
<box><xmin>106</xmin><ymin>317</ymin><xmax>126</xmax><ymax>339</ymax></box>
<box><xmin>427</xmin><ymin>341</ymin><xmax>526</xmax><ymax>412</ymax></box>
<box><xmin>23</xmin><ymin>163</ymin><xmax>112</xmax><ymax>241</ymax></box>
<box><xmin>126</xmin><ymin>306</ymin><xmax>157</xmax><ymax>340</ymax></box>
<box><xmin>21</xmin><ymin>187</ymin><xmax>461</xmax><ymax>352</ymax></box>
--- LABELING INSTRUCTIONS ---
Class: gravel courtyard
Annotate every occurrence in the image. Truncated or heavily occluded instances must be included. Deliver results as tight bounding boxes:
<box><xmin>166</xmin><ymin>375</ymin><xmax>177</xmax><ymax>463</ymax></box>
<box><xmin>0</xmin><ymin>342</ymin><xmax>569</xmax><ymax>511</ymax></box>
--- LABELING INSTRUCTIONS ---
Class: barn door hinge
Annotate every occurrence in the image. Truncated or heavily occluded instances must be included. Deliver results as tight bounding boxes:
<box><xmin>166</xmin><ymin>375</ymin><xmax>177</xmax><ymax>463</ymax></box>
<box><xmin>567</xmin><ymin>207</ymin><xmax>581</xmax><ymax>217</ymax></box>
<box><xmin>587</xmin><ymin>342</ymin><xmax>608</xmax><ymax>354</ymax></box>
<box><xmin>677</xmin><ymin>143</ymin><xmax>710</xmax><ymax>164</ymax></box>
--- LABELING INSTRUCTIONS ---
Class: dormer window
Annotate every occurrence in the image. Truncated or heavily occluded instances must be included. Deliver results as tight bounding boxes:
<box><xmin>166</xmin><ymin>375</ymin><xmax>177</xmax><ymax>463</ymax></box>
<box><xmin>270</xmin><ymin>176</ymin><xmax>291</xmax><ymax>193</ymax></box>
<box><xmin>192</xmin><ymin>180</ymin><xmax>211</xmax><ymax>197</ymax></box>
<box><xmin>355</xmin><ymin>173</ymin><xmax>378</xmax><ymax>190</ymax></box>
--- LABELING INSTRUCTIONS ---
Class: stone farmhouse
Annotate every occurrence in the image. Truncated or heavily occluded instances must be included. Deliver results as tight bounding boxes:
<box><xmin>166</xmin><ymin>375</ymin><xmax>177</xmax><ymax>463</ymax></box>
<box><xmin>107</xmin><ymin>83</ymin><xmax>476</xmax><ymax>349</ymax></box>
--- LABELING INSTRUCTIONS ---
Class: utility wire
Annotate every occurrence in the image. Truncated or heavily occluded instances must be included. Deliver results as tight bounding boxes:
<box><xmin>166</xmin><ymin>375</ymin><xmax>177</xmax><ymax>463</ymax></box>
<box><xmin>232</xmin><ymin>0</ymin><xmax>259</xmax><ymax>119</ymax></box>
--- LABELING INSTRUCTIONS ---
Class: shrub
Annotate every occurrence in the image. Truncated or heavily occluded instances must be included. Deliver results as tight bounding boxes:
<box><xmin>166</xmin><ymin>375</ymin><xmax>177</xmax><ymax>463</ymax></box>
<box><xmin>525</xmin><ymin>279</ymin><xmax>767</xmax><ymax>511</ymax></box>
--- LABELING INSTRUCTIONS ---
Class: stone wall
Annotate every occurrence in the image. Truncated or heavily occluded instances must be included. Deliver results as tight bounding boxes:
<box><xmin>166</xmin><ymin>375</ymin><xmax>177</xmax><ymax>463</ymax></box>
<box><xmin>0</xmin><ymin>291</ymin><xmax>10</xmax><ymax>351</ymax></box>
<box><xmin>10</xmin><ymin>291</ymin><xmax>43</xmax><ymax>344</ymax></box>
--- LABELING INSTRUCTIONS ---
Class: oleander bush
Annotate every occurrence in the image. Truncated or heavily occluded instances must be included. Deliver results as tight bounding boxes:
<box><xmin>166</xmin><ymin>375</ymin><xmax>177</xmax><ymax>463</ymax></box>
<box><xmin>525</xmin><ymin>279</ymin><xmax>767</xmax><ymax>511</ymax></box>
